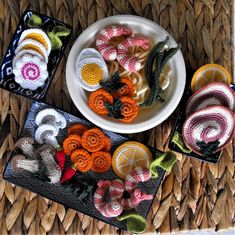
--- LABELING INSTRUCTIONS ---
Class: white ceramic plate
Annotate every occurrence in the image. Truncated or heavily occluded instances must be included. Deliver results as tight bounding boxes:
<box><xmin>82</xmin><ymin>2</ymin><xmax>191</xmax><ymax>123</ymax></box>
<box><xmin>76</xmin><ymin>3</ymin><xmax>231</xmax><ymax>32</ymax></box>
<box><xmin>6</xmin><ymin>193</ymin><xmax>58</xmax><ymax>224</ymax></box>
<box><xmin>66</xmin><ymin>15</ymin><xmax>186</xmax><ymax>134</ymax></box>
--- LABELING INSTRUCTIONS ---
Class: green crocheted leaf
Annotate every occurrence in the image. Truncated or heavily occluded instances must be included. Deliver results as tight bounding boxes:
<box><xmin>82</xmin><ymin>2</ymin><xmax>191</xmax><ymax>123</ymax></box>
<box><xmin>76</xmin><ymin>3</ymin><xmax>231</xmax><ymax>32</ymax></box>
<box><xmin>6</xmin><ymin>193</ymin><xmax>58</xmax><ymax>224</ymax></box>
<box><xmin>27</xmin><ymin>14</ymin><xmax>42</xmax><ymax>28</ymax></box>
<box><xmin>47</xmin><ymin>31</ymin><xmax>63</xmax><ymax>50</ymax></box>
<box><xmin>117</xmin><ymin>211</ymin><xmax>147</xmax><ymax>233</ymax></box>
<box><xmin>171</xmin><ymin>131</ymin><xmax>192</xmax><ymax>154</ymax></box>
<box><xmin>150</xmin><ymin>151</ymin><xmax>177</xmax><ymax>178</ymax></box>
<box><xmin>52</xmin><ymin>25</ymin><xmax>71</xmax><ymax>37</ymax></box>
<box><xmin>196</xmin><ymin>140</ymin><xmax>220</xmax><ymax>158</ymax></box>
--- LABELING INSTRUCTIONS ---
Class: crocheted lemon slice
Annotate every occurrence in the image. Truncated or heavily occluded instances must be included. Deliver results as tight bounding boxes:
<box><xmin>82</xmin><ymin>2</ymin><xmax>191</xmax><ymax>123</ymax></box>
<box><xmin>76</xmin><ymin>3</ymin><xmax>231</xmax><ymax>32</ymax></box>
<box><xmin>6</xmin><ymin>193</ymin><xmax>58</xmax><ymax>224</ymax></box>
<box><xmin>191</xmin><ymin>64</ymin><xmax>231</xmax><ymax>92</ymax></box>
<box><xmin>112</xmin><ymin>141</ymin><xmax>152</xmax><ymax>179</ymax></box>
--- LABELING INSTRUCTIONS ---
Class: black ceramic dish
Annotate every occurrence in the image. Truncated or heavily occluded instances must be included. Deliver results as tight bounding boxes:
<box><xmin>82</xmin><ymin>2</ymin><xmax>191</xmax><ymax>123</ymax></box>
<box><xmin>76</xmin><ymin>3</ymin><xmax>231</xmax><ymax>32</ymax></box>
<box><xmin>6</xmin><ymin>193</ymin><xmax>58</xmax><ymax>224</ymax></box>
<box><xmin>168</xmin><ymin>84</ymin><xmax>235</xmax><ymax>163</ymax></box>
<box><xmin>0</xmin><ymin>10</ymin><xmax>72</xmax><ymax>100</ymax></box>
<box><xmin>3</xmin><ymin>101</ymin><xmax>165</xmax><ymax>230</ymax></box>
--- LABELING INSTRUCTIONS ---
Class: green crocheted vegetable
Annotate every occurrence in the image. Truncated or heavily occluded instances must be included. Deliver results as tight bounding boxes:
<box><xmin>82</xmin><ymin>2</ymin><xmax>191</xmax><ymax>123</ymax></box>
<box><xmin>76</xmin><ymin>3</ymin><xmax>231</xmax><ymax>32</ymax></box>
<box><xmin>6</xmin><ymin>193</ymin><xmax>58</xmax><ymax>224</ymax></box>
<box><xmin>47</xmin><ymin>26</ymin><xmax>70</xmax><ymax>50</ymax></box>
<box><xmin>117</xmin><ymin>211</ymin><xmax>147</xmax><ymax>233</ymax></box>
<box><xmin>52</xmin><ymin>25</ymin><xmax>71</xmax><ymax>37</ymax></box>
<box><xmin>141</xmin><ymin>37</ymin><xmax>181</xmax><ymax>107</ymax></box>
<box><xmin>47</xmin><ymin>31</ymin><xmax>63</xmax><ymax>50</ymax></box>
<box><xmin>150</xmin><ymin>151</ymin><xmax>177</xmax><ymax>178</ymax></box>
<box><xmin>196</xmin><ymin>140</ymin><xmax>220</xmax><ymax>158</ymax></box>
<box><xmin>171</xmin><ymin>131</ymin><xmax>192</xmax><ymax>154</ymax></box>
<box><xmin>27</xmin><ymin>14</ymin><xmax>42</xmax><ymax>28</ymax></box>
<box><xmin>100</xmin><ymin>71</ymin><xmax>125</xmax><ymax>93</ymax></box>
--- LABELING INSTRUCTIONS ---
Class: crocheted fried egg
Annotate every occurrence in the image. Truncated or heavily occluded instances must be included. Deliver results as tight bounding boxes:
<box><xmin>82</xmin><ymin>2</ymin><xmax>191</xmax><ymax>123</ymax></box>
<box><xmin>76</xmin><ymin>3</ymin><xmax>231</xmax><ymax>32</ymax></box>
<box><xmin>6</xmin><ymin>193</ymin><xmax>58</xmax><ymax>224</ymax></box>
<box><xmin>76</xmin><ymin>48</ymin><xmax>108</xmax><ymax>91</ymax></box>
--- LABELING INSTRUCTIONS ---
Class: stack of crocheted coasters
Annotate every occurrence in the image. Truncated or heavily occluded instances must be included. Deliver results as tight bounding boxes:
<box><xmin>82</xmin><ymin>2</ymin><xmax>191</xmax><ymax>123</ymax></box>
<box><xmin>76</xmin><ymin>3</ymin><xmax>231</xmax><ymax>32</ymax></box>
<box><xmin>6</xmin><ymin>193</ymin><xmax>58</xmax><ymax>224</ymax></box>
<box><xmin>182</xmin><ymin>82</ymin><xmax>235</xmax><ymax>157</ymax></box>
<box><xmin>12</xmin><ymin>28</ymin><xmax>51</xmax><ymax>90</ymax></box>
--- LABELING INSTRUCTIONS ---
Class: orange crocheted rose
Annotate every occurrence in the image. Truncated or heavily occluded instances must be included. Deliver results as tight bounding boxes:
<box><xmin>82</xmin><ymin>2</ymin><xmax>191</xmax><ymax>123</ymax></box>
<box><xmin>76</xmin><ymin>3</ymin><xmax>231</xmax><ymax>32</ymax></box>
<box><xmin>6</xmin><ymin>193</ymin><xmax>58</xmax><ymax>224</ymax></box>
<box><xmin>120</xmin><ymin>96</ymin><xmax>139</xmax><ymax>123</ymax></box>
<box><xmin>67</xmin><ymin>124</ymin><xmax>88</xmax><ymax>136</ymax></box>
<box><xmin>63</xmin><ymin>134</ymin><xmax>81</xmax><ymax>156</ymax></box>
<box><xmin>91</xmin><ymin>151</ymin><xmax>111</xmax><ymax>173</ymax></box>
<box><xmin>104</xmin><ymin>137</ymin><xmax>111</xmax><ymax>151</ymax></box>
<box><xmin>113</xmin><ymin>77</ymin><xmax>135</xmax><ymax>99</ymax></box>
<box><xmin>88</xmin><ymin>89</ymin><xmax>113</xmax><ymax>115</ymax></box>
<box><xmin>81</xmin><ymin>128</ymin><xmax>106</xmax><ymax>152</ymax></box>
<box><xmin>71</xmin><ymin>149</ymin><xmax>93</xmax><ymax>172</ymax></box>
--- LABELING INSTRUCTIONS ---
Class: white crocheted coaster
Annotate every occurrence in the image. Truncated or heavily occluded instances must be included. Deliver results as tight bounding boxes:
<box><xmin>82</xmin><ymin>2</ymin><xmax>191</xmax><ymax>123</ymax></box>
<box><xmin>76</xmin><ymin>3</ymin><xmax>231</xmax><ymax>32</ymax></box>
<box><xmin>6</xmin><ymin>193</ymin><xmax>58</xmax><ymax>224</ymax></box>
<box><xmin>18</xmin><ymin>29</ymin><xmax>51</xmax><ymax>56</ymax></box>
<box><xmin>13</xmin><ymin>54</ymin><xmax>48</xmax><ymax>90</ymax></box>
<box><xmin>15</xmin><ymin>38</ymin><xmax>48</xmax><ymax>62</ymax></box>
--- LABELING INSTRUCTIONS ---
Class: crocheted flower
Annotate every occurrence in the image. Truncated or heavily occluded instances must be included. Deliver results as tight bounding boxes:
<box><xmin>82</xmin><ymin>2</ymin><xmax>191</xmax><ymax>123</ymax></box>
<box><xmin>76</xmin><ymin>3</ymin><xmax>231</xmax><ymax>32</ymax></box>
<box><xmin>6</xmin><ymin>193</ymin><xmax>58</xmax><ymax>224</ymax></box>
<box><xmin>63</xmin><ymin>134</ymin><xmax>81</xmax><ymax>156</ymax></box>
<box><xmin>88</xmin><ymin>89</ymin><xmax>113</xmax><ymax>115</ymax></box>
<box><xmin>71</xmin><ymin>149</ymin><xmax>93</xmax><ymax>172</ymax></box>
<box><xmin>67</xmin><ymin>123</ymin><xmax>88</xmax><ymax>136</ymax></box>
<box><xmin>13</xmin><ymin>54</ymin><xmax>48</xmax><ymax>90</ymax></box>
<box><xmin>81</xmin><ymin>128</ymin><xmax>106</xmax><ymax>152</ymax></box>
<box><xmin>91</xmin><ymin>151</ymin><xmax>111</xmax><ymax>173</ymax></box>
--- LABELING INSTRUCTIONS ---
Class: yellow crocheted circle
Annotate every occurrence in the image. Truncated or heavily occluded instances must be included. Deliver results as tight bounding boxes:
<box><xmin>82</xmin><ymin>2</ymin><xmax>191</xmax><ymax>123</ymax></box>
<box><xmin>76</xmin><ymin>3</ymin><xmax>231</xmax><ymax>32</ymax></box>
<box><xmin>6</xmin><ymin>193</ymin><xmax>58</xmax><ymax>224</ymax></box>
<box><xmin>191</xmin><ymin>64</ymin><xmax>231</xmax><ymax>92</ymax></box>
<box><xmin>24</xmin><ymin>33</ymin><xmax>49</xmax><ymax>50</ymax></box>
<box><xmin>112</xmin><ymin>141</ymin><xmax>152</xmax><ymax>179</ymax></box>
<box><xmin>81</xmin><ymin>63</ymin><xmax>103</xmax><ymax>86</ymax></box>
<box><xmin>22</xmin><ymin>45</ymin><xmax>44</xmax><ymax>58</ymax></box>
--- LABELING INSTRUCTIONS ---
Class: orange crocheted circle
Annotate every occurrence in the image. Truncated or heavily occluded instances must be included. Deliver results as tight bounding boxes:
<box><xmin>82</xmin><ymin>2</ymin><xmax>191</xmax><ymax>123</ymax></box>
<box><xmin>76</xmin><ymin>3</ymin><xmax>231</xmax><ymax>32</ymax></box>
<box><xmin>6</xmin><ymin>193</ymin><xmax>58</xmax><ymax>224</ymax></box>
<box><xmin>81</xmin><ymin>128</ymin><xmax>106</xmax><ymax>152</ymax></box>
<box><xmin>67</xmin><ymin>124</ymin><xmax>88</xmax><ymax>136</ymax></box>
<box><xmin>91</xmin><ymin>151</ymin><xmax>111</xmax><ymax>173</ymax></box>
<box><xmin>88</xmin><ymin>89</ymin><xmax>113</xmax><ymax>115</ymax></box>
<box><xmin>120</xmin><ymin>96</ymin><xmax>139</xmax><ymax>123</ymax></box>
<box><xmin>63</xmin><ymin>134</ymin><xmax>81</xmax><ymax>156</ymax></box>
<box><xmin>113</xmin><ymin>77</ymin><xmax>135</xmax><ymax>98</ymax></box>
<box><xmin>71</xmin><ymin>149</ymin><xmax>93</xmax><ymax>172</ymax></box>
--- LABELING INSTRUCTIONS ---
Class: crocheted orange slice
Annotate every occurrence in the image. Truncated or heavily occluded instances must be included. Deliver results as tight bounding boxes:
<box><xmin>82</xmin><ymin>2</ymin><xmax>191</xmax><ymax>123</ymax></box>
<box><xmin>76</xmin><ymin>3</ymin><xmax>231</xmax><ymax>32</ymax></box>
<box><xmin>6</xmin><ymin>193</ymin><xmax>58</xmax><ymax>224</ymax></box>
<box><xmin>191</xmin><ymin>64</ymin><xmax>231</xmax><ymax>92</ymax></box>
<box><xmin>112</xmin><ymin>141</ymin><xmax>152</xmax><ymax>179</ymax></box>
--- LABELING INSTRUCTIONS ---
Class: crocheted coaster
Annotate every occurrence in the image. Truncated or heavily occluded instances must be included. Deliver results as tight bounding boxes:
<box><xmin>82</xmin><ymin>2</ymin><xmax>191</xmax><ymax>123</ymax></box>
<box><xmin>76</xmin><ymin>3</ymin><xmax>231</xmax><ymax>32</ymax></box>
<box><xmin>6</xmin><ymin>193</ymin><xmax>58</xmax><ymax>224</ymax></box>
<box><xmin>15</xmin><ymin>38</ymin><xmax>48</xmax><ymax>62</ymax></box>
<box><xmin>76</xmin><ymin>48</ymin><xmax>108</xmax><ymax>91</ymax></box>
<box><xmin>35</xmin><ymin>108</ymin><xmax>66</xmax><ymax>129</ymax></box>
<box><xmin>12</xmin><ymin>49</ymin><xmax>46</xmax><ymax>67</ymax></box>
<box><xmin>186</xmin><ymin>82</ymin><xmax>235</xmax><ymax>116</ymax></box>
<box><xmin>18</xmin><ymin>29</ymin><xmax>51</xmax><ymax>55</ymax></box>
<box><xmin>182</xmin><ymin>105</ymin><xmax>235</xmax><ymax>156</ymax></box>
<box><xmin>13</xmin><ymin>54</ymin><xmax>48</xmax><ymax>90</ymax></box>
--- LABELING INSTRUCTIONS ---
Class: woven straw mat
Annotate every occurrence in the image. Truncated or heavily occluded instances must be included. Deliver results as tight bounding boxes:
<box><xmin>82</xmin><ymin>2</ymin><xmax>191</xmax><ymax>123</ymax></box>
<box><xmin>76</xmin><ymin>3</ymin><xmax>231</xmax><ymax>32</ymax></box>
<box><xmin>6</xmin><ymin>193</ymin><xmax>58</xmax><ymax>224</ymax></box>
<box><xmin>0</xmin><ymin>0</ymin><xmax>234</xmax><ymax>234</ymax></box>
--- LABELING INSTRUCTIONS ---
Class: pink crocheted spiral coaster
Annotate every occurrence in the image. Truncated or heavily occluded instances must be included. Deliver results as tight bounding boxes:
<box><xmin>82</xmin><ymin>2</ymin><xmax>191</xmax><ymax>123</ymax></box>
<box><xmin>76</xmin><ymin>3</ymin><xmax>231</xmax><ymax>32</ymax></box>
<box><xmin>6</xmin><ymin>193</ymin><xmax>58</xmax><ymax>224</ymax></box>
<box><xmin>13</xmin><ymin>54</ymin><xmax>48</xmax><ymax>90</ymax></box>
<box><xmin>186</xmin><ymin>82</ymin><xmax>235</xmax><ymax>117</ymax></box>
<box><xmin>182</xmin><ymin>105</ymin><xmax>235</xmax><ymax>156</ymax></box>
